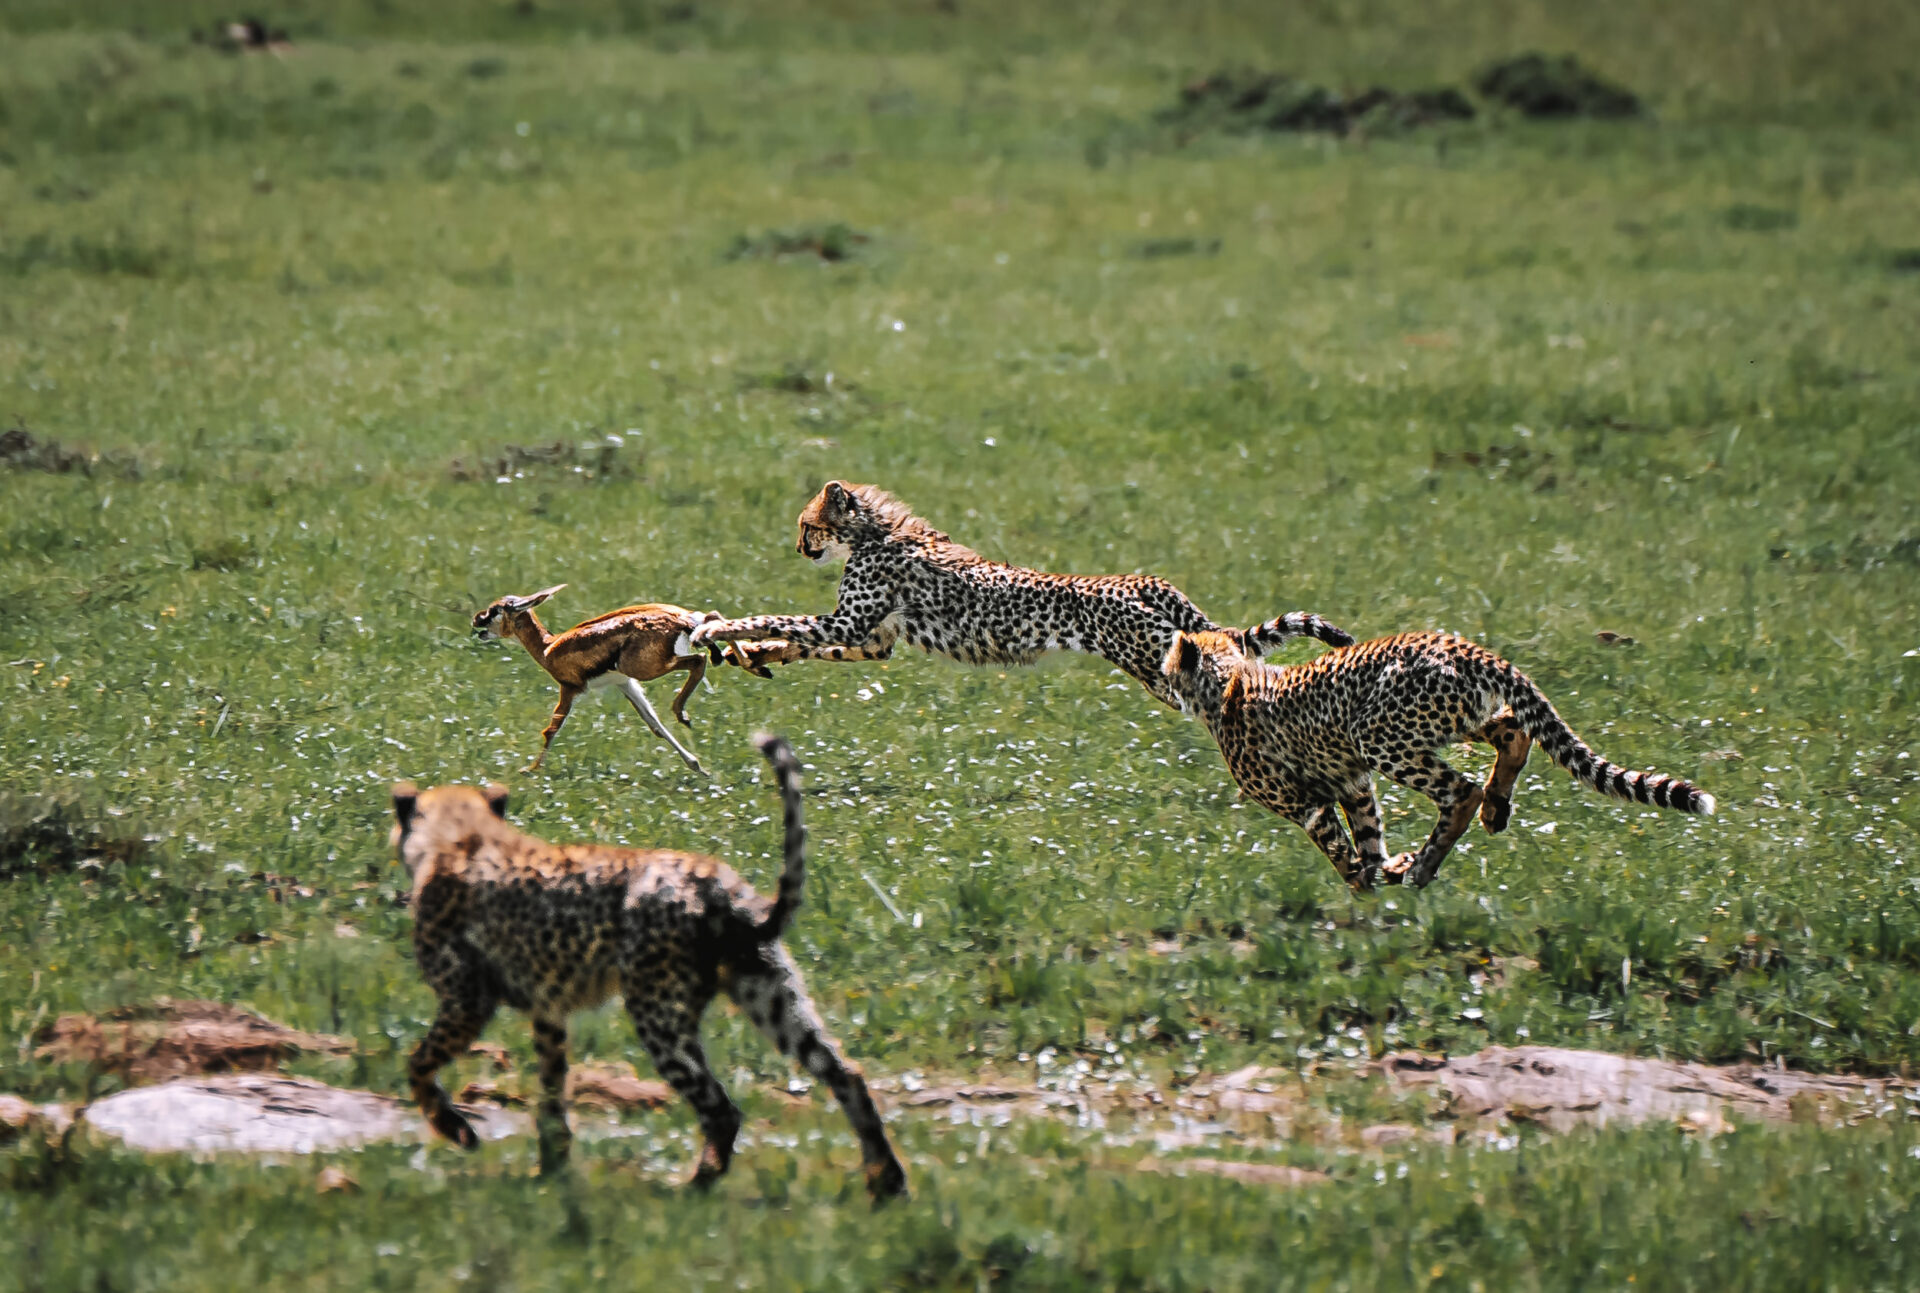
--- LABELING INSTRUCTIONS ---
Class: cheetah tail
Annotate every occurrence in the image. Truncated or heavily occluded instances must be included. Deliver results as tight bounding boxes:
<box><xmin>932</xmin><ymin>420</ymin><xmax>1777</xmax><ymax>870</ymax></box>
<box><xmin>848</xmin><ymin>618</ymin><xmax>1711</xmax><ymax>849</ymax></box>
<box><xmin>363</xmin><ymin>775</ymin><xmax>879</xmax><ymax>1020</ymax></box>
<box><xmin>1240</xmin><ymin>611</ymin><xmax>1357</xmax><ymax>657</ymax></box>
<box><xmin>752</xmin><ymin>731</ymin><xmax>807</xmax><ymax>940</ymax></box>
<box><xmin>1491</xmin><ymin>661</ymin><xmax>1717</xmax><ymax>816</ymax></box>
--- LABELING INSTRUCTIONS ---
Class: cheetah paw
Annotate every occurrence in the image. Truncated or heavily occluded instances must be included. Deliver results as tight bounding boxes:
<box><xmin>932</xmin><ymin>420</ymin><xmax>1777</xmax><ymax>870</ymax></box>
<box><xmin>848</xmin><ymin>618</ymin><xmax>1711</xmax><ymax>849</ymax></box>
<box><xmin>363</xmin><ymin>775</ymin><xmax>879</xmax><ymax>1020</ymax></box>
<box><xmin>1480</xmin><ymin>792</ymin><xmax>1513</xmax><ymax>834</ymax></box>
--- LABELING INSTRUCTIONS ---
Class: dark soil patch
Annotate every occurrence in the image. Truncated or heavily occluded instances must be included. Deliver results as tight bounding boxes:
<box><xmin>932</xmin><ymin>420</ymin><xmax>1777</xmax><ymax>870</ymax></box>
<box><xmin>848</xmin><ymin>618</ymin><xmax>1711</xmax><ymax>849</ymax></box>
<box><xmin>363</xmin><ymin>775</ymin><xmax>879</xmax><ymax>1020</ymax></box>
<box><xmin>448</xmin><ymin>436</ymin><xmax>638</xmax><ymax>483</ymax></box>
<box><xmin>1133</xmin><ymin>237</ymin><xmax>1222</xmax><ymax>259</ymax></box>
<box><xmin>0</xmin><ymin>426</ymin><xmax>141</xmax><ymax>478</ymax></box>
<box><xmin>1473</xmin><ymin>53</ymin><xmax>1642</xmax><ymax>120</ymax></box>
<box><xmin>738</xmin><ymin>361</ymin><xmax>837</xmax><ymax>395</ymax></box>
<box><xmin>724</xmin><ymin>223</ymin><xmax>869</xmax><ymax>263</ymax></box>
<box><xmin>0</xmin><ymin>793</ymin><xmax>156</xmax><ymax>879</ymax></box>
<box><xmin>0</xmin><ymin>232</ymin><xmax>171</xmax><ymax>278</ymax></box>
<box><xmin>1161</xmin><ymin>70</ymin><xmax>1474</xmax><ymax>137</ymax></box>
<box><xmin>1724</xmin><ymin>204</ymin><xmax>1799</xmax><ymax>233</ymax></box>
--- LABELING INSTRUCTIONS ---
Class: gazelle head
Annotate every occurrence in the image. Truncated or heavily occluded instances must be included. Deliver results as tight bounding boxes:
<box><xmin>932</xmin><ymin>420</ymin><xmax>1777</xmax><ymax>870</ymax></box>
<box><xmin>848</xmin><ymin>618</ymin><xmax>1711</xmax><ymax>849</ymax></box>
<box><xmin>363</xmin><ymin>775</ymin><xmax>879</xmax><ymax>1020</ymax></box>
<box><xmin>471</xmin><ymin>584</ymin><xmax>566</xmax><ymax>638</ymax></box>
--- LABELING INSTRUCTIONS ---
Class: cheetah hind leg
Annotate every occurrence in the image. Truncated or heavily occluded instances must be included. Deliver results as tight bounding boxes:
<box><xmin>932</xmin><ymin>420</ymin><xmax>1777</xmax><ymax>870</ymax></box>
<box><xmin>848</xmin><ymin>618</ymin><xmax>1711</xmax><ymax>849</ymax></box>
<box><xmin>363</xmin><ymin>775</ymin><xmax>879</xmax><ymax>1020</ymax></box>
<box><xmin>627</xmin><ymin>996</ymin><xmax>740</xmax><ymax>1190</ymax></box>
<box><xmin>1371</xmin><ymin>749</ymin><xmax>1483</xmax><ymax>889</ymax></box>
<box><xmin>730</xmin><ymin>946</ymin><xmax>908</xmax><ymax>1203</ymax></box>
<box><xmin>1470</xmin><ymin>710</ymin><xmax>1532</xmax><ymax>834</ymax></box>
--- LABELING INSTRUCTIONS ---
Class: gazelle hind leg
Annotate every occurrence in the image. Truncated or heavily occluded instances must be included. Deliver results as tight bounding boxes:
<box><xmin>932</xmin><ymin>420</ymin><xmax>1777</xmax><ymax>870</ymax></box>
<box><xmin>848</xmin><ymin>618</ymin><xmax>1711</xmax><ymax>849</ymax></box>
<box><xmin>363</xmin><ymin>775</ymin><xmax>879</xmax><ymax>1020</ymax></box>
<box><xmin>1370</xmin><ymin>748</ymin><xmax>1483</xmax><ymax>889</ymax></box>
<box><xmin>620</xmin><ymin>677</ymin><xmax>705</xmax><ymax>773</ymax></box>
<box><xmin>729</xmin><ymin>948</ymin><xmax>907</xmax><ymax>1202</ymax></box>
<box><xmin>1296</xmin><ymin>803</ymin><xmax>1373</xmax><ymax>892</ymax></box>
<box><xmin>1471</xmin><ymin>710</ymin><xmax>1532</xmax><ymax>834</ymax></box>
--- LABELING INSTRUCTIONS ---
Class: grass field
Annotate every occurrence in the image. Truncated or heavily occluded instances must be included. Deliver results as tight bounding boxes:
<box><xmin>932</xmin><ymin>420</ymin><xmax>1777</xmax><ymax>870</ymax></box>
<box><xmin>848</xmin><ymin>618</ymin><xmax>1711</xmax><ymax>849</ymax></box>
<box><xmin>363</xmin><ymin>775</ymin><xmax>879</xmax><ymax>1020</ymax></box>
<box><xmin>3</xmin><ymin>0</ymin><xmax>1919</xmax><ymax>1286</ymax></box>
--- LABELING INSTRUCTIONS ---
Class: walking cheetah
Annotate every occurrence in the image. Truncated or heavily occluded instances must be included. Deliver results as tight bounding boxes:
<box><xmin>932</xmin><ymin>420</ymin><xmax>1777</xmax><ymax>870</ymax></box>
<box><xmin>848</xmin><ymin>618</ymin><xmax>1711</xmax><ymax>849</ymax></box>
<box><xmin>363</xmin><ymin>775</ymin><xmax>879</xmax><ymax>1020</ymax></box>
<box><xmin>1161</xmin><ymin>629</ymin><xmax>1715</xmax><ymax>892</ymax></box>
<box><xmin>389</xmin><ymin>734</ymin><xmax>907</xmax><ymax>1200</ymax></box>
<box><xmin>690</xmin><ymin>480</ymin><xmax>1353</xmax><ymax>709</ymax></box>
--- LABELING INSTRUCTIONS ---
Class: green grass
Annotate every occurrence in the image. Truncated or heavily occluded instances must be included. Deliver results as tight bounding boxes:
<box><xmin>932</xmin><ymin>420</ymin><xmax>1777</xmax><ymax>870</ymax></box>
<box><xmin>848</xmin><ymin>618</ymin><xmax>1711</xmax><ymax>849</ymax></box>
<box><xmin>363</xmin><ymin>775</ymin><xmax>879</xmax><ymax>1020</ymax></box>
<box><xmin>2</xmin><ymin>0</ymin><xmax>1919</xmax><ymax>1285</ymax></box>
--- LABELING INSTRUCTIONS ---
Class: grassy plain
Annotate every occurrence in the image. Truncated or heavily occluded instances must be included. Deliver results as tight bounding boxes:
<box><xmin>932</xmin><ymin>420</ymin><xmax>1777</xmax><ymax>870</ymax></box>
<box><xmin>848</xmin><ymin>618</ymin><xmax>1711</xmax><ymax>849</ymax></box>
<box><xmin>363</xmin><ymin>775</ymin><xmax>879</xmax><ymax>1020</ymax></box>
<box><xmin>2</xmin><ymin>0</ymin><xmax>1919</xmax><ymax>1286</ymax></box>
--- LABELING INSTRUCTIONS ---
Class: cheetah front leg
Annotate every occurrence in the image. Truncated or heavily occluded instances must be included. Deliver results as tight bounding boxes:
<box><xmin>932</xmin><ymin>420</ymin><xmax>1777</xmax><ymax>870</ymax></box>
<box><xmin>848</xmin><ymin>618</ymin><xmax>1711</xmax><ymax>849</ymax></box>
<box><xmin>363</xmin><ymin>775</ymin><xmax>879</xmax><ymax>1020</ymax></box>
<box><xmin>1470</xmin><ymin>710</ymin><xmax>1532</xmax><ymax>834</ymax></box>
<box><xmin>531</xmin><ymin>1014</ymin><xmax>573</xmax><ymax>1175</ymax></box>
<box><xmin>1295</xmin><ymin>803</ymin><xmax>1375</xmax><ymax>893</ymax></box>
<box><xmin>1338</xmin><ymin>785</ymin><xmax>1390</xmax><ymax>892</ymax></box>
<box><xmin>409</xmin><ymin>992</ymin><xmax>498</xmax><ymax>1150</ymax></box>
<box><xmin>1370</xmin><ymin>749</ymin><xmax>1483</xmax><ymax>889</ymax></box>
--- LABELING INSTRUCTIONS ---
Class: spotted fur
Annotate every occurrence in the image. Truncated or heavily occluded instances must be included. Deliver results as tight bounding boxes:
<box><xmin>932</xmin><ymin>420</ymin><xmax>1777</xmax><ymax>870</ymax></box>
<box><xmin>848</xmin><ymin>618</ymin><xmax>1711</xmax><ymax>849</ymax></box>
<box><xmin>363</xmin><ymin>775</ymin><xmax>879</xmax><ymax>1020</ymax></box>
<box><xmin>690</xmin><ymin>480</ymin><xmax>1353</xmax><ymax>708</ymax></box>
<box><xmin>389</xmin><ymin>734</ymin><xmax>906</xmax><ymax>1200</ymax></box>
<box><xmin>1163</xmin><ymin>629</ymin><xmax>1716</xmax><ymax>892</ymax></box>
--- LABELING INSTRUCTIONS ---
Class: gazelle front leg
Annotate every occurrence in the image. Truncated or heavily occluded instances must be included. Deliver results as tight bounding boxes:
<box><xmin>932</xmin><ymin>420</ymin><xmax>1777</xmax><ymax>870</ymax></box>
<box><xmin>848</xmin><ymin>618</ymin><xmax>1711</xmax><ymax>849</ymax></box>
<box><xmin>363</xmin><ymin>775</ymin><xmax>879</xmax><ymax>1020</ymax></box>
<box><xmin>620</xmin><ymin>677</ymin><xmax>706</xmax><ymax>773</ymax></box>
<box><xmin>529</xmin><ymin>685</ymin><xmax>581</xmax><ymax>772</ymax></box>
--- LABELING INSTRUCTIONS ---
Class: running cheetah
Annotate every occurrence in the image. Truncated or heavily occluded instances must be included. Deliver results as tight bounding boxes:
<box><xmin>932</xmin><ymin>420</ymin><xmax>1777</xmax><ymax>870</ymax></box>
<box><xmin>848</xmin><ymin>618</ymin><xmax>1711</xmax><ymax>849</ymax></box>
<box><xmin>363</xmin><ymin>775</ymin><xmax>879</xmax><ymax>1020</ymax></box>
<box><xmin>1162</xmin><ymin>629</ymin><xmax>1715</xmax><ymax>891</ymax></box>
<box><xmin>390</xmin><ymin>734</ymin><xmax>907</xmax><ymax>1200</ymax></box>
<box><xmin>691</xmin><ymin>480</ymin><xmax>1352</xmax><ymax>708</ymax></box>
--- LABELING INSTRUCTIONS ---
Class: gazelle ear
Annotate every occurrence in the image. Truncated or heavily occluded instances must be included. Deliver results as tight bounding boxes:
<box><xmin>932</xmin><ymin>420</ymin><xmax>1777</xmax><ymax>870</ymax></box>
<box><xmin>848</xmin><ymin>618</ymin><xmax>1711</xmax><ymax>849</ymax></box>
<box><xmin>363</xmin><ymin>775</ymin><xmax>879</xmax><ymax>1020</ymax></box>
<box><xmin>523</xmin><ymin>584</ymin><xmax>567</xmax><ymax>608</ymax></box>
<box><xmin>484</xmin><ymin>784</ymin><xmax>510</xmax><ymax>819</ymax></box>
<box><xmin>392</xmin><ymin>783</ymin><xmax>419</xmax><ymax>830</ymax></box>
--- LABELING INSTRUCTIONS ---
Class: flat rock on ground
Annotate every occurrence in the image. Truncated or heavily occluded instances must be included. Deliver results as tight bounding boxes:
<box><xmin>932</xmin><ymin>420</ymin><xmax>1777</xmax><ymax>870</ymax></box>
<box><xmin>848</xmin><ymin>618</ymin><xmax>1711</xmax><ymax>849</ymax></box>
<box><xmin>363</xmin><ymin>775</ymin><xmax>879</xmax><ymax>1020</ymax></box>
<box><xmin>80</xmin><ymin>1074</ymin><xmax>526</xmax><ymax>1154</ymax></box>
<box><xmin>1377</xmin><ymin>1045</ymin><xmax>1906</xmax><ymax>1130</ymax></box>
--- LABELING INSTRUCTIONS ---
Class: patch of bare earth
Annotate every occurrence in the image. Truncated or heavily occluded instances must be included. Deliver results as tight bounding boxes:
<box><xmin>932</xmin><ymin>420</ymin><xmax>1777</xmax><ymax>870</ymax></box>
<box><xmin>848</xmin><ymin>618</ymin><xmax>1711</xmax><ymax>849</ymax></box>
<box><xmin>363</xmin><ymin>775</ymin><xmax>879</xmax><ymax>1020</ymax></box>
<box><xmin>33</xmin><ymin>999</ymin><xmax>354</xmax><ymax>1084</ymax></box>
<box><xmin>11</xmin><ymin>999</ymin><xmax>1911</xmax><ymax>1161</ymax></box>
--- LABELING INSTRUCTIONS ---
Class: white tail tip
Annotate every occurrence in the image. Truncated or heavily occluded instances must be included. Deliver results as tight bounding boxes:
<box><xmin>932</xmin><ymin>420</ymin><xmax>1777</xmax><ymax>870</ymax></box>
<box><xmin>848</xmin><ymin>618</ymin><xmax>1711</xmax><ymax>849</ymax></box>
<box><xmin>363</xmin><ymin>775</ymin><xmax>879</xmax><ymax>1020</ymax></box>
<box><xmin>1696</xmin><ymin>792</ymin><xmax>1717</xmax><ymax>816</ymax></box>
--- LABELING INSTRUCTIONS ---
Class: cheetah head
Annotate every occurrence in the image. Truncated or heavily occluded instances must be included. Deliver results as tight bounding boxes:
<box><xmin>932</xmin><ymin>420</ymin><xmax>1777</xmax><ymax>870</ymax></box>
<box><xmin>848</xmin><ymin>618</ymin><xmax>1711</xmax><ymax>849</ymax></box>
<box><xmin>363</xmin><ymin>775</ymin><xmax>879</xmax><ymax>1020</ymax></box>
<box><xmin>795</xmin><ymin>481</ymin><xmax>864</xmax><ymax>565</ymax></box>
<box><xmin>1161</xmin><ymin>629</ymin><xmax>1244</xmax><ymax>717</ymax></box>
<box><xmin>390</xmin><ymin>782</ymin><xmax>511</xmax><ymax>873</ymax></box>
<box><xmin>471</xmin><ymin>584</ymin><xmax>566</xmax><ymax>639</ymax></box>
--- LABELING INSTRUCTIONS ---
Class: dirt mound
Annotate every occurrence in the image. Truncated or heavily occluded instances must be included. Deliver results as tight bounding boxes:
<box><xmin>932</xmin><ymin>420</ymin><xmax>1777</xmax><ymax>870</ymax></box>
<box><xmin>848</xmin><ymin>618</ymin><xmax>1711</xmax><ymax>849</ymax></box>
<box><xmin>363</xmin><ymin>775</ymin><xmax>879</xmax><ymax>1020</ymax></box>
<box><xmin>1137</xmin><ymin>1156</ymin><xmax>1326</xmax><ymax>1188</ymax></box>
<box><xmin>34</xmin><ymin>999</ymin><xmax>354</xmax><ymax>1085</ymax></box>
<box><xmin>1163</xmin><ymin>70</ymin><xmax>1474</xmax><ymax>136</ymax></box>
<box><xmin>79</xmin><ymin>1075</ymin><xmax>525</xmax><ymax>1154</ymax></box>
<box><xmin>1377</xmin><ymin>1045</ymin><xmax>1904</xmax><ymax>1130</ymax></box>
<box><xmin>0</xmin><ymin>1094</ymin><xmax>74</xmax><ymax>1145</ymax></box>
<box><xmin>1473</xmin><ymin>54</ymin><xmax>1642</xmax><ymax>119</ymax></box>
<box><xmin>567</xmin><ymin>1061</ymin><xmax>675</xmax><ymax>1111</ymax></box>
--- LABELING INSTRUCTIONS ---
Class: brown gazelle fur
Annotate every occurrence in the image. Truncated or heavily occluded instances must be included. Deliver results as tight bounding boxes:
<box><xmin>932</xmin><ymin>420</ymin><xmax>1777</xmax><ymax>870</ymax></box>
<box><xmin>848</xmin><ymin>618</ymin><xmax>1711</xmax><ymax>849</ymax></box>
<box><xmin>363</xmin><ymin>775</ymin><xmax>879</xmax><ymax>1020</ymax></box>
<box><xmin>472</xmin><ymin>585</ymin><xmax>785</xmax><ymax>776</ymax></box>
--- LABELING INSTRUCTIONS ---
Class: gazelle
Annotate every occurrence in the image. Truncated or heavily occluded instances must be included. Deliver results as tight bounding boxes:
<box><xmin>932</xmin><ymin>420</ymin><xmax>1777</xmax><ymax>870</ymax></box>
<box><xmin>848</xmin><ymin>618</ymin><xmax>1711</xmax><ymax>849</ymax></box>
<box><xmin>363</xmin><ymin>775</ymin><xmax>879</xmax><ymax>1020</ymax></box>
<box><xmin>472</xmin><ymin>585</ymin><xmax>787</xmax><ymax>776</ymax></box>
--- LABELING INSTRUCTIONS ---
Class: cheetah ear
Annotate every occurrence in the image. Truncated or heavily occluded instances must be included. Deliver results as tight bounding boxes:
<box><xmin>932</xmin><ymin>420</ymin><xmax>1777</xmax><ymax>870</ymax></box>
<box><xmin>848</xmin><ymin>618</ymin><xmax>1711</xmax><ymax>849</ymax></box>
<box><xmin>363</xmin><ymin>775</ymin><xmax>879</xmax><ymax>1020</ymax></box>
<box><xmin>483</xmin><ymin>783</ymin><xmax>510</xmax><ymax>819</ymax></box>
<box><xmin>1174</xmin><ymin>635</ymin><xmax>1199</xmax><ymax>676</ymax></box>
<box><xmin>823</xmin><ymin>480</ymin><xmax>850</xmax><ymax>508</ymax></box>
<box><xmin>391</xmin><ymin>783</ymin><xmax>419</xmax><ymax>830</ymax></box>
